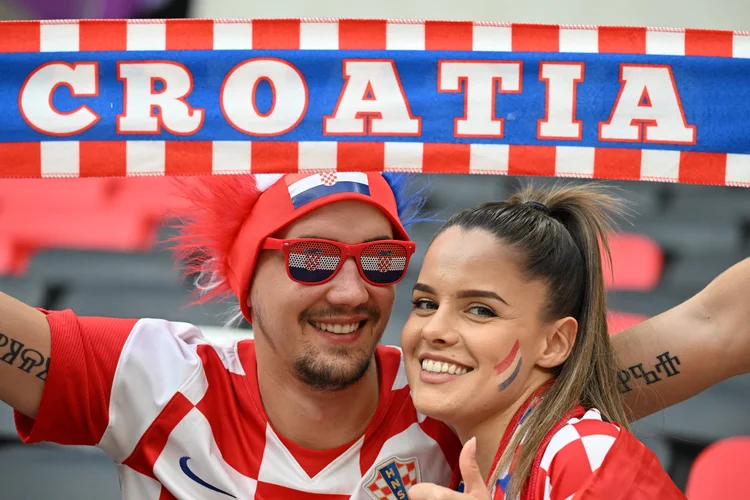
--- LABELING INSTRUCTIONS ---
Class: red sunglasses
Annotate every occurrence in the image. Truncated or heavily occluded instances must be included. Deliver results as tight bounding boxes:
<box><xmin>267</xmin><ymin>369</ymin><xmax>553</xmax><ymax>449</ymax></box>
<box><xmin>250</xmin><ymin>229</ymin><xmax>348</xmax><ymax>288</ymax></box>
<box><xmin>261</xmin><ymin>238</ymin><xmax>416</xmax><ymax>286</ymax></box>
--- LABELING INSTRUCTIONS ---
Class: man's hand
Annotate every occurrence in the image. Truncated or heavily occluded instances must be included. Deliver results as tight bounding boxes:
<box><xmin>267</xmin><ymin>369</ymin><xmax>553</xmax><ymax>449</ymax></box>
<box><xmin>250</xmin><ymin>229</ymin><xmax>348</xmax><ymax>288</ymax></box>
<box><xmin>408</xmin><ymin>437</ymin><xmax>492</xmax><ymax>500</ymax></box>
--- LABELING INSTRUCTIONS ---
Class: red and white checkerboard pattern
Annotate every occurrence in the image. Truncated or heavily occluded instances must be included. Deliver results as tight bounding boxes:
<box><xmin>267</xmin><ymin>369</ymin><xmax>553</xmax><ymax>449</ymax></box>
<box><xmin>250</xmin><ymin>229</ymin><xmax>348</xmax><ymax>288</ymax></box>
<box><xmin>320</xmin><ymin>172</ymin><xmax>338</xmax><ymax>186</ymax></box>
<box><xmin>534</xmin><ymin>409</ymin><xmax>621</xmax><ymax>500</ymax></box>
<box><xmin>1</xmin><ymin>19</ymin><xmax>749</xmax><ymax>186</ymax></box>
<box><xmin>485</xmin><ymin>409</ymin><xmax>622</xmax><ymax>500</ymax></box>
<box><xmin>366</xmin><ymin>460</ymin><xmax>419</xmax><ymax>499</ymax></box>
<box><xmin>2</xmin><ymin>141</ymin><xmax>747</xmax><ymax>187</ymax></box>
<box><xmin>2</xmin><ymin>19</ymin><xmax>747</xmax><ymax>56</ymax></box>
<box><xmin>15</xmin><ymin>312</ymin><xmax>458</xmax><ymax>499</ymax></box>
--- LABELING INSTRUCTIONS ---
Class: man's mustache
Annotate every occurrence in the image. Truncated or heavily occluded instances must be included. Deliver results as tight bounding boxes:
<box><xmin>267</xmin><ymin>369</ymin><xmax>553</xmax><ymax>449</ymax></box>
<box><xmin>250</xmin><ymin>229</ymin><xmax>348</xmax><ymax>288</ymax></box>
<box><xmin>299</xmin><ymin>306</ymin><xmax>380</xmax><ymax>323</ymax></box>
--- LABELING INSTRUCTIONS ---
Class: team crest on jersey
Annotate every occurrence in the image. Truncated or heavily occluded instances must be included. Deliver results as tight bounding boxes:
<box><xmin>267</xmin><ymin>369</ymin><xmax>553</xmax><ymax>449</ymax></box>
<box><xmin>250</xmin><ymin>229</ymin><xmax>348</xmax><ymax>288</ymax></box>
<box><xmin>364</xmin><ymin>456</ymin><xmax>420</xmax><ymax>500</ymax></box>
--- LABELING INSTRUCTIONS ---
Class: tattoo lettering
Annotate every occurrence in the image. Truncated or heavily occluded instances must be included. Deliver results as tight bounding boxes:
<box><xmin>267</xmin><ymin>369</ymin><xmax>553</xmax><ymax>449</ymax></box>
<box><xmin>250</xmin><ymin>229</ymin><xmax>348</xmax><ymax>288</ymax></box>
<box><xmin>617</xmin><ymin>370</ymin><xmax>633</xmax><ymax>393</ymax></box>
<box><xmin>618</xmin><ymin>351</ymin><xmax>681</xmax><ymax>393</ymax></box>
<box><xmin>0</xmin><ymin>333</ymin><xmax>51</xmax><ymax>382</ymax></box>
<box><xmin>0</xmin><ymin>335</ymin><xmax>24</xmax><ymax>366</ymax></box>
<box><xmin>36</xmin><ymin>358</ymin><xmax>50</xmax><ymax>381</ymax></box>
<box><xmin>654</xmin><ymin>352</ymin><xmax>681</xmax><ymax>377</ymax></box>
<box><xmin>19</xmin><ymin>349</ymin><xmax>45</xmax><ymax>373</ymax></box>
<box><xmin>629</xmin><ymin>363</ymin><xmax>661</xmax><ymax>385</ymax></box>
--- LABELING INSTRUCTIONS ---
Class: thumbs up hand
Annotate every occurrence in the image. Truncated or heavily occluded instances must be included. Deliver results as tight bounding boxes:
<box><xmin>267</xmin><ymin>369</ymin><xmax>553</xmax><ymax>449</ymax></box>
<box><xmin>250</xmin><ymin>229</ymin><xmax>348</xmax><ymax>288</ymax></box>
<box><xmin>408</xmin><ymin>438</ymin><xmax>492</xmax><ymax>500</ymax></box>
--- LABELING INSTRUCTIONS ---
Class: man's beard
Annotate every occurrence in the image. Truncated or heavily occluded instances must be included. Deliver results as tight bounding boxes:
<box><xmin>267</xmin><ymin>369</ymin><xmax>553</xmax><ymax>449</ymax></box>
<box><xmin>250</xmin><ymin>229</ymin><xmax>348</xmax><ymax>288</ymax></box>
<box><xmin>253</xmin><ymin>298</ymin><xmax>383</xmax><ymax>392</ymax></box>
<box><xmin>293</xmin><ymin>304</ymin><xmax>382</xmax><ymax>391</ymax></box>
<box><xmin>293</xmin><ymin>345</ymin><xmax>373</xmax><ymax>392</ymax></box>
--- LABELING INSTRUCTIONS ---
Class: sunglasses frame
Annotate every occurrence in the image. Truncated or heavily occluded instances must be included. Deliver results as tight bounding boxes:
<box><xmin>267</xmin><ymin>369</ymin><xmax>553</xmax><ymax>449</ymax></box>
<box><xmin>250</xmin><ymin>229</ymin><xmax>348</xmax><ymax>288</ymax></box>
<box><xmin>261</xmin><ymin>237</ymin><xmax>416</xmax><ymax>286</ymax></box>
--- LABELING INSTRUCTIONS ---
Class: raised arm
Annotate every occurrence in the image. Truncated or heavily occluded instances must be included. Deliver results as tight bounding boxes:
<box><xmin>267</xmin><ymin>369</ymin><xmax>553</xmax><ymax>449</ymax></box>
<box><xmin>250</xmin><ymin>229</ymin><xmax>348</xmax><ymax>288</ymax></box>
<box><xmin>0</xmin><ymin>292</ymin><xmax>51</xmax><ymax>419</ymax></box>
<box><xmin>612</xmin><ymin>257</ymin><xmax>750</xmax><ymax>420</ymax></box>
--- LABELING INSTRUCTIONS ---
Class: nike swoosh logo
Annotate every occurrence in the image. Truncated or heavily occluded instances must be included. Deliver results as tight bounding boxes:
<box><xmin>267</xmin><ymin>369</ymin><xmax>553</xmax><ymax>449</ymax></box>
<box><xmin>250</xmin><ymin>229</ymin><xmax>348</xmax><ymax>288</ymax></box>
<box><xmin>179</xmin><ymin>456</ymin><xmax>237</xmax><ymax>498</ymax></box>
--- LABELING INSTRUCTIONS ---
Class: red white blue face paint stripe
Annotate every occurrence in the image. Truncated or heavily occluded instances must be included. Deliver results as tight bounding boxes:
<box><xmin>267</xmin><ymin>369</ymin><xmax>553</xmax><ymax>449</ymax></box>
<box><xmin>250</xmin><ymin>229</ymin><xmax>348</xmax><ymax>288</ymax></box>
<box><xmin>286</xmin><ymin>172</ymin><xmax>370</xmax><ymax>209</ymax></box>
<box><xmin>495</xmin><ymin>340</ymin><xmax>523</xmax><ymax>391</ymax></box>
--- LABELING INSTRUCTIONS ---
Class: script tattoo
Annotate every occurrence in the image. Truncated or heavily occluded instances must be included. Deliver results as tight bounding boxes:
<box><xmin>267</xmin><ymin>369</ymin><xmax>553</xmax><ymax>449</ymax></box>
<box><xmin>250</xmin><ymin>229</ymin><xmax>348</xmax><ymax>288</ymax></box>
<box><xmin>0</xmin><ymin>333</ymin><xmax>50</xmax><ymax>381</ymax></box>
<box><xmin>617</xmin><ymin>351</ymin><xmax>681</xmax><ymax>393</ymax></box>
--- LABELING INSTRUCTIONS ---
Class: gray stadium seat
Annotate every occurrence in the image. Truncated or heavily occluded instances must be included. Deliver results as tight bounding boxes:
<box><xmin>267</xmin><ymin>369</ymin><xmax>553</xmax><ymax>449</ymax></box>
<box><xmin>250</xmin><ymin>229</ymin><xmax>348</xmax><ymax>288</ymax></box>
<box><xmin>629</xmin><ymin>216</ymin><xmax>743</xmax><ymax>256</ymax></box>
<box><xmin>632</xmin><ymin>373</ymin><xmax>750</xmax><ymax>445</ymax></box>
<box><xmin>607</xmin><ymin>289</ymin><xmax>693</xmax><ymax>317</ymax></box>
<box><xmin>0</xmin><ymin>276</ymin><xmax>46</xmax><ymax>308</ymax></box>
<box><xmin>55</xmin><ymin>285</ymin><xmax>233</xmax><ymax>327</ymax></box>
<box><xmin>25</xmin><ymin>249</ymin><xmax>185</xmax><ymax>290</ymax></box>
<box><xmin>423</xmin><ymin>174</ymin><xmax>508</xmax><ymax>216</ymax></box>
<box><xmin>0</xmin><ymin>402</ymin><xmax>18</xmax><ymax>442</ymax></box>
<box><xmin>497</xmin><ymin>177</ymin><xmax>666</xmax><ymax>217</ymax></box>
<box><xmin>632</xmin><ymin>433</ymin><xmax>673</xmax><ymax>470</ymax></box>
<box><xmin>663</xmin><ymin>189</ymin><xmax>750</xmax><ymax>222</ymax></box>
<box><xmin>0</xmin><ymin>444</ymin><xmax>121</xmax><ymax>500</ymax></box>
<box><xmin>660</xmin><ymin>252</ymin><xmax>750</xmax><ymax>297</ymax></box>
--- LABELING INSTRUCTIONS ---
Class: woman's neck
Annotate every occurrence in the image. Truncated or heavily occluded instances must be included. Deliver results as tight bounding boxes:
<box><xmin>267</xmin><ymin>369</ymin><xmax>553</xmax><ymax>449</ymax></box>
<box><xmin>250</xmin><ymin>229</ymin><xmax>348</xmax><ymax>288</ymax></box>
<box><xmin>452</xmin><ymin>380</ymin><xmax>549</xmax><ymax>483</ymax></box>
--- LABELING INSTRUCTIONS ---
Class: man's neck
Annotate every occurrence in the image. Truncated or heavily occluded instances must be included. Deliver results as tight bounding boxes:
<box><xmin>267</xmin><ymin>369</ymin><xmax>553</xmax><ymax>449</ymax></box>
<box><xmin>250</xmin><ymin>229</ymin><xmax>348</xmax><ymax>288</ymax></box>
<box><xmin>256</xmin><ymin>351</ymin><xmax>381</xmax><ymax>451</ymax></box>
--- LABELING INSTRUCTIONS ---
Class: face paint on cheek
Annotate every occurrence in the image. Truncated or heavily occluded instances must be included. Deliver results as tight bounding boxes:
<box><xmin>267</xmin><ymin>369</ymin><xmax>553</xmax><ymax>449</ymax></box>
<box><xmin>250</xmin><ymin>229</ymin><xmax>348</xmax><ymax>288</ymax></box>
<box><xmin>495</xmin><ymin>340</ymin><xmax>523</xmax><ymax>392</ymax></box>
<box><xmin>497</xmin><ymin>357</ymin><xmax>522</xmax><ymax>391</ymax></box>
<box><xmin>494</xmin><ymin>340</ymin><xmax>520</xmax><ymax>375</ymax></box>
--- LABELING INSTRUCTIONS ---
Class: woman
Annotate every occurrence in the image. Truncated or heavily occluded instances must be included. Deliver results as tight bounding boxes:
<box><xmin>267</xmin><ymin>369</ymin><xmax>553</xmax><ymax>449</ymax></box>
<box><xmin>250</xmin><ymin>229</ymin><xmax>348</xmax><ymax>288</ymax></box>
<box><xmin>404</xmin><ymin>183</ymin><xmax>685</xmax><ymax>500</ymax></box>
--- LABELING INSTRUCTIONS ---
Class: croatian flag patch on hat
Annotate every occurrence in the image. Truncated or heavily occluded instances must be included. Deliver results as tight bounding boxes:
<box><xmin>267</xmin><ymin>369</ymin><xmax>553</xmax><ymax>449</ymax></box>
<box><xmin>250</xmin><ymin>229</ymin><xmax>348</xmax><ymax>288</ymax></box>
<box><xmin>286</xmin><ymin>172</ymin><xmax>370</xmax><ymax>209</ymax></box>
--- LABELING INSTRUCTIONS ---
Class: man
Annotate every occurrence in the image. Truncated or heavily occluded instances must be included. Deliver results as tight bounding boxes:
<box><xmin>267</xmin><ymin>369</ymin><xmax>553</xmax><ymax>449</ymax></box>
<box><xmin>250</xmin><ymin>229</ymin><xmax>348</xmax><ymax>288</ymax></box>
<box><xmin>0</xmin><ymin>172</ymin><xmax>748</xmax><ymax>499</ymax></box>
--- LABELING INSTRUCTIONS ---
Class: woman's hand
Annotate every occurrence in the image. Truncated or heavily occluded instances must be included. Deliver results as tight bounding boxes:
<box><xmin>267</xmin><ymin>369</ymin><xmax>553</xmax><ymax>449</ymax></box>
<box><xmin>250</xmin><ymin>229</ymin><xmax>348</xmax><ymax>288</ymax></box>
<box><xmin>409</xmin><ymin>438</ymin><xmax>492</xmax><ymax>500</ymax></box>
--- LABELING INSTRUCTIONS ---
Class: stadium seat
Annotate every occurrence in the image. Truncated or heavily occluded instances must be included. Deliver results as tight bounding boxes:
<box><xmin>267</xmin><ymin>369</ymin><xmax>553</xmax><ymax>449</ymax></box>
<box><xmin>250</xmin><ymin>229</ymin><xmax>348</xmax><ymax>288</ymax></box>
<box><xmin>594</xmin><ymin>179</ymin><xmax>667</xmax><ymax>217</ymax></box>
<box><xmin>664</xmin><ymin>184</ymin><xmax>750</xmax><ymax>220</ymax></box>
<box><xmin>24</xmin><ymin>249</ymin><xmax>184</xmax><ymax>290</ymax></box>
<box><xmin>423</xmin><ymin>174</ymin><xmax>506</xmax><ymax>216</ymax></box>
<box><xmin>666</xmin><ymin>195</ymin><xmax>750</xmax><ymax>222</ymax></box>
<box><xmin>660</xmin><ymin>251</ymin><xmax>750</xmax><ymax>298</ymax></box>
<box><xmin>55</xmin><ymin>285</ymin><xmax>232</xmax><ymax>327</ymax></box>
<box><xmin>0</xmin><ymin>276</ymin><xmax>46</xmax><ymax>308</ymax></box>
<box><xmin>607</xmin><ymin>311</ymin><xmax>648</xmax><ymax>335</ymax></box>
<box><xmin>606</xmin><ymin>289</ymin><xmax>690</xmax><ymax>317</ymax></box>
<box><xmin>1</xmin><ymin>208</ymin><xmax>157</xmax><ymax>263</ymax></box>
<box><xmin>685</xmin><ymin>437</ymin><xmax>750</xmax><ymax>499</ymax></box>
<box><xmin>0</xmin><ymin>178</ymin><xmax>115</xmax><ymax>213</ymax></box>
<box><xmin>632</xmin><ymin>373</ymin><xmax>750</xmax><ymax>446</ymax></box>
<box><xmin>605</xmin><ymin>233</ymin><xmax>664</xmax><ymax>291</ymax></box>
<box><xmin>109</xmin><ymin>176</ymin><xmax>195</xmax><ymax>223</ymax></box>
<box><xmin>0</xmin><ymin>444</ymin><xmax>121</xmax><ymax>500</ymax></box>
<box><xmin>0</xmin><ymin>235</ymin><xmax>18</xmax><ymax>275</ymax></box>
<box><xmin>629</xmin><ymin>216</ymin><xmax>743</xmax><ymax>256</ymax></box>
<box><xmin>0</xmin><ymin>402</ymin><xmax>18</xmax><ymax>442</ymax></box>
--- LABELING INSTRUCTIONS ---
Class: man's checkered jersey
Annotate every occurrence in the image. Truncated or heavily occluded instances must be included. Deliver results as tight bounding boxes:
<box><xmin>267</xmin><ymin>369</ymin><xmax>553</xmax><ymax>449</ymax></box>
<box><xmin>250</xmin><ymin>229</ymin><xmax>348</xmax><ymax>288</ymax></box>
<box><xmin>15</xmin><ymin>310</ymin><xmax>461</xmax><ymax>499</ymax></box>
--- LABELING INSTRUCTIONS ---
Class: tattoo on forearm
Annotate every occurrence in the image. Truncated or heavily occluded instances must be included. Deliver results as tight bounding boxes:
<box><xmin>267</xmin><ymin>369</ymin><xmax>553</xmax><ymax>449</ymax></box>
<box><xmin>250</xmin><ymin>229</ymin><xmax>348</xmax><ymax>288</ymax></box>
<box><xmin>0</xmin><ymin>333</ymin><xmax>50</xmax><ymax>381</ymax></box>
<box><xmin>617</xmin><ymin>351</ymin><xmax>681</xmax><ymax>393</ymax></box>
